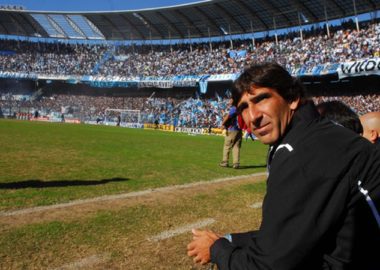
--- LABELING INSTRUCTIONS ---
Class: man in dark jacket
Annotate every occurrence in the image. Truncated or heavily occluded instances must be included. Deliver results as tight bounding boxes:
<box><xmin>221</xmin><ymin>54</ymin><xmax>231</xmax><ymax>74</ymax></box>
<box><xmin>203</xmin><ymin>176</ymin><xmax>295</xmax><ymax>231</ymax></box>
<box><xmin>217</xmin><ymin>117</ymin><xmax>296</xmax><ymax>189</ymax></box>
<box><xmin>187</xmin><ymin>63</ymin><xmax>380</xmax><ymax>269</ymax></box>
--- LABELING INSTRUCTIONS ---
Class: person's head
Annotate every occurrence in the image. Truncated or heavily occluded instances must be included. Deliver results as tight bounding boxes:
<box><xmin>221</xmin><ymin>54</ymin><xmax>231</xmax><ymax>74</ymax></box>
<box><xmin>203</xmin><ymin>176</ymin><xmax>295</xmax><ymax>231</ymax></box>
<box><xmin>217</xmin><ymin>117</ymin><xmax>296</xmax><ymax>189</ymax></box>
<box><xmin>316</xmin><ymin>100</ymin><xmax>363</xmax><ymax>134</ymax></box>
<box><xmin>228</xmin><ymin>98</ymin><xmax>234</xmax><ymax>107</ymax></box>
<box><xmin>233</xmin><ymin>62</ymin><xmax>305</xmax><ymax>145</ymax></box>
<box><xmin>360</xmin><ymin>111</ymin><xmax>380</xmax><ymax>144</ymax></box>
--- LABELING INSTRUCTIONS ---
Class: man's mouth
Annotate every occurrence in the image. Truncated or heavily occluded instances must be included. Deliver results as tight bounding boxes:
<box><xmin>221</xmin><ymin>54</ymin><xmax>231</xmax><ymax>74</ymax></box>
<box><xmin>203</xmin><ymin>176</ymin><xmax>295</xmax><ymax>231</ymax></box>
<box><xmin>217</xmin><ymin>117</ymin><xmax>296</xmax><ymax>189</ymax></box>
<box><xmin>254</xmin><ymin>123</ymin><xmax>270</xmax><ymax>136</ymax></box>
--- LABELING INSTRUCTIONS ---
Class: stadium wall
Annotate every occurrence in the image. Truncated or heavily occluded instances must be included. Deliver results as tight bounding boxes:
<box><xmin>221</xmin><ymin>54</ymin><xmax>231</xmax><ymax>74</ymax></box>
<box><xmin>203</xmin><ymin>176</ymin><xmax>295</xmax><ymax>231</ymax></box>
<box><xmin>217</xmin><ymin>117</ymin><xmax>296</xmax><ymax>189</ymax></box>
<box><xmin>1</xmin><ymin>75</ymin><xmax>379</xmax><ymax>99</ymax></box>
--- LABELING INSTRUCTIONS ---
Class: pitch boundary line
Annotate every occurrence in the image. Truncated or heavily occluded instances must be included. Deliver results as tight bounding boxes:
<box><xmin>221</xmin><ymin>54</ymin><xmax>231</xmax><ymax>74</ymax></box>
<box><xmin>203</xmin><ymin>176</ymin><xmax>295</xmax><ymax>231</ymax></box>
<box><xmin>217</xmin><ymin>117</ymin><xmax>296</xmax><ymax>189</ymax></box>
<box><xmin>250</xmin><ymin>202</ymin><xmax>263</xmax><ymax>209</ymax></box>
<box><xmin>0</xmin><ymin>172</ymin><xmax>267</xmax><ymax>217</ymax></box>
<box><xmin>49</xmin><ymin>253</ymin><xmax>109</xmax><ymax>270</ymax></box>
<box><xmin>148</xmin><ymin>218</ymin><xmax>216</xmax><ymax>241</ymax></box>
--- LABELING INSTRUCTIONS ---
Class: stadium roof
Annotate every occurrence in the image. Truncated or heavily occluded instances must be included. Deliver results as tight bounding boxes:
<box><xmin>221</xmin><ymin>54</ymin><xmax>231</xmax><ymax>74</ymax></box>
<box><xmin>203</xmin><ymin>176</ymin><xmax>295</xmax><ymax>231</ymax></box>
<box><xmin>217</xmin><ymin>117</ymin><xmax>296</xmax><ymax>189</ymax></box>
<box><xmin>0</xmin><ymin>0</ymin><xmax>379</xmax><ymax>41</ymax></box>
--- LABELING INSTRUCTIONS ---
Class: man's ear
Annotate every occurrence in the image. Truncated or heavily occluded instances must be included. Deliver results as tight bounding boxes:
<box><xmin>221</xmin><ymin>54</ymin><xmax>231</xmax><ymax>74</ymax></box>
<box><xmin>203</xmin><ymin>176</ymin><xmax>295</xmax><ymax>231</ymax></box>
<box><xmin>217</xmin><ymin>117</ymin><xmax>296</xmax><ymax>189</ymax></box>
<box><xmin>370</xmin><ymin>130</ymin><xmax>379</xmax><ymax>144</ymax></box>
<box><xmin>289</xmin><ymin>98</ymin><xmax>300</xmax><ymax>111</ymax></box>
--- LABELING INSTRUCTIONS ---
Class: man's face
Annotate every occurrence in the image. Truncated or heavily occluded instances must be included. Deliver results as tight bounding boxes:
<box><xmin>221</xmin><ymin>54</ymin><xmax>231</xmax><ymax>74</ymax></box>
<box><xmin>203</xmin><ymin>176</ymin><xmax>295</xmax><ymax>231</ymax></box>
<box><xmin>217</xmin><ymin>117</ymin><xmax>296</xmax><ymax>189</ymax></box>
<box><xmin>237</xmin><ymin>86</ymin><xmax>299</xmax><ymax>145</ymax></box>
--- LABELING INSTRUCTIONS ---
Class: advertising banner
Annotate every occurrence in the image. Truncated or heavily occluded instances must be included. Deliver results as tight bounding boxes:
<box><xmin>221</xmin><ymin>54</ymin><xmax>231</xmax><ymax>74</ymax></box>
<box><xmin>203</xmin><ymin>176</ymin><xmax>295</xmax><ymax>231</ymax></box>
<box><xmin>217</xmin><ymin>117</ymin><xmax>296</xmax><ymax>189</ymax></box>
<box><xmin>337</xmin><ymin>58</ymin><xmax>380</xmax><ymax>79</ymax></box>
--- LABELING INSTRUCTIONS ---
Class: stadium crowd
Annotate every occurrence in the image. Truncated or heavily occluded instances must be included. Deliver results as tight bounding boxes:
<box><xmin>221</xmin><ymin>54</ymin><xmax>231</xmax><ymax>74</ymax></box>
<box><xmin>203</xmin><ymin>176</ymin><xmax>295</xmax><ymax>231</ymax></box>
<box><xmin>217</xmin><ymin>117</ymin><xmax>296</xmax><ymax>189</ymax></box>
<box><xmin>1</xmin><ymin>19</ymin><xmax>379</xmax><ymax>128</ymax></box>
<box><xmin>313</xmin><ymin>94</ymin><xmax>380</xmax><ymax>115</ymax></box>
<box><xmin>1</xmin><ymin>92</ymin><xmax>379</xmax><ymax>128</ymax></box>
<box><xmin>0</xmin><ymin>20</ymin><xmax>379</xmax><ymax>77</ymax></box>
<box><xmin>0</xmin><ymin>93</ymin><xmax>229</xmax><ymax>128</ymax></box>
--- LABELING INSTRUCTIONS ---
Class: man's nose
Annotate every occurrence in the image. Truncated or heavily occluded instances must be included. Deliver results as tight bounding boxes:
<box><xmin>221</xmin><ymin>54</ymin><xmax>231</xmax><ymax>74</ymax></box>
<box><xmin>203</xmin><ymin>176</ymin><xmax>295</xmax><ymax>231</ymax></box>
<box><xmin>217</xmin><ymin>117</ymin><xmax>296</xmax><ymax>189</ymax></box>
<box><xmin>249</xmin><ymin>105</ymin><xmax>262</xmax><ymax>124</ymax></box>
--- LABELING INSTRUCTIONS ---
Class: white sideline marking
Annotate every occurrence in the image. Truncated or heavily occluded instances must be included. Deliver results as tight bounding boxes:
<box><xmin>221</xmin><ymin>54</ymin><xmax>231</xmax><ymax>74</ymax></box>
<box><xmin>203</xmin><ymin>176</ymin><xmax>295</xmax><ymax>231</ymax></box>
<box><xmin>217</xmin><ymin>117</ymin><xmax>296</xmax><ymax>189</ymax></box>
<box><xmin>0</xmin><ymin>172</ymin><xmax>267</xmax><ymax>217</ymax></box>
<box><xmin>250</xmin><ymin>202</ymin><xmax>263</xmax><ymax>209</ymax></box>
<box><xmin>148</xmin><ymin>218</ymin><xmax>215</xmax><ymax>241</ymax></box>
<box><xmin>50</xmin><ymin>254</ymin><xmax>108</xmax><ymax>270</ymax></box>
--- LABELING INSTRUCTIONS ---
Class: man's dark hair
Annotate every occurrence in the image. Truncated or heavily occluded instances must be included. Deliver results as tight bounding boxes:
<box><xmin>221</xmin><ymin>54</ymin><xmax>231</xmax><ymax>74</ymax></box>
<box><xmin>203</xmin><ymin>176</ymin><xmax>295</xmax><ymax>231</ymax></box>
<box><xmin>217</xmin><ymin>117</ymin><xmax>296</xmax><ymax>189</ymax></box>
<box><xmin>316</xmin><ymin>100</ymin><xmax>363</xmax><ymax>134</ymax></box>
<box><xmin>232</xmin><ymin>62</ymin><xmax>305</xmax><ymax>105</ymax></box>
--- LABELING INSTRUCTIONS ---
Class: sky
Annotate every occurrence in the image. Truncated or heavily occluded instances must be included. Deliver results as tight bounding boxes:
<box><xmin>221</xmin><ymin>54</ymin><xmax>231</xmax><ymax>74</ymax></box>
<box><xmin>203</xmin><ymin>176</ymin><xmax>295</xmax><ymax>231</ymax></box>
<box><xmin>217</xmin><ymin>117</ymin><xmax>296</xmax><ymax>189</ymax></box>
<box><xmin>0</xmin><ymin>0</ymin><xmax>203</xmax><ymax>11</ymax></box>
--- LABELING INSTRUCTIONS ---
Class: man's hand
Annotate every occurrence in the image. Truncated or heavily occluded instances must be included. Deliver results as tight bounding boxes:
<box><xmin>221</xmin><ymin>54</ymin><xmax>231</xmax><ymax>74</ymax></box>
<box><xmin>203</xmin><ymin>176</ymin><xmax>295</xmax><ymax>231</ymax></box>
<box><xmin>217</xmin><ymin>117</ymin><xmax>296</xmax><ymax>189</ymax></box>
<box><xmin>187</xmin><ymin>229</ymin><xmax>221</xmax><ymax>265</ymax></box>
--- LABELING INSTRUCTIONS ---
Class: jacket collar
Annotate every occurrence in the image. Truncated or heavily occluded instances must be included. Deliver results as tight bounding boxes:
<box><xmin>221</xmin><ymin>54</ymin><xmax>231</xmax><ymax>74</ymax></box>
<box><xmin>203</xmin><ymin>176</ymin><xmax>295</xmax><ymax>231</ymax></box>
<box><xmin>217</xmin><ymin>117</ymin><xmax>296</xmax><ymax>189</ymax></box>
<box><xmin>272</xmin><ymin>100</ymin><xmax>319</xmax><ymax>147</ymax></box>
<box><xmin>267</xmin><ymin>101</ymin><xmax>319</xmax><ymax>170</ymax></box>
<box><xmin>288</xmin><ymin>101</ymin><xmax>320</xmax><ymax>130</ymax></box>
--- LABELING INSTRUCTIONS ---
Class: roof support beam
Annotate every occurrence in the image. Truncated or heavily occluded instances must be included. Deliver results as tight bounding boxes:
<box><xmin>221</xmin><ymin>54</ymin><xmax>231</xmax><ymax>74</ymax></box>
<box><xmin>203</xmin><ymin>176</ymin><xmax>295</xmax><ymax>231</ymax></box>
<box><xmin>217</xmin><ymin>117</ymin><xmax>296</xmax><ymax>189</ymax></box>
<box><xmin>9</xmin><ymin>13</ymin><xmax>28</xmax><ymax>35</ymax></box>
<box><xmin>65</xmin><ymin>15</ymin><xmax>86</xmax><ymax>38</ymax></box>
<box><xmin>288</xmin><ymin>0</ymin><xmax>318</xmax><ymax>22</ymax></box>
<box><xmin>324</xmin><ymin>0</ymin><xmax>346</xmax><ymax>17</ymax></box>
<box><xmin>256</xmin><ymin>0</ymin><xmax>293</xmax><ymax>26</ymax></box>
<box><xmin>213</xmin><ymin>3</ymin><xmax>246</xmax><ymax>33</ymax></box>
<box><xmin>17</xmin><ymin>13</ymin><xmax>41</xmax><ymax>36</ymax></box>
<box><xmin>100</xmin><ymin>15</ymin><xmax>127</xmax><ymax>39</ymax></box>
<box><xmin>192</xmin><ymin>6</ymin><xmax>220</xmax><ymax>35</ymax></box>
<box><xmin>46</xmin><ymin>14</ymin><xmax>67</xmax><ymax>38</ymax></box>
<box><xmin>119</xmin><ymin>14</ymin><xmax>145</xmax><ymax>40</ymax></box>
<box><xmin>234</xmin><ymin>0</ymin><xmax>269</xmax><ymax>31</ymax></box>
<box><xmin>173</xmin><ymin>9</ymin><xmax>203</xmax><ymax>37</ymax></box>
<box><xmin>137</xmin><ymin>13</ymin><xmax>165</xmax><ymax>39</ymax></box>
<box><xmin>0</xmin><ymin>20</ymin><xmax>8</xmax><ymax>34</ymax></box>
<box><xmin>156</xmin><ymin>11</ymin><xmax>184</xmax><ymax>39</ymax></box>
<box><xmin>22</xmin><ymin>13</ymin><xmax>47</xmax><ymax>37</ymax></box>
<box><xmin>362</xmin><ymin>0</ymin><xmax>377</xmax><ymax>10</ymax></box>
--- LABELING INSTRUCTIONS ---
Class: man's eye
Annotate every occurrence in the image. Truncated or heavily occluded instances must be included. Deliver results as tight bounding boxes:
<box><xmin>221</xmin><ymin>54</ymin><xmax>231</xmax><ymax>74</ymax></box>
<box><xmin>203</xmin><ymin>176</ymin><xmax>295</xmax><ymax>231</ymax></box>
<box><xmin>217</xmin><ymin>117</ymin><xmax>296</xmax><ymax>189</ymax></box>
<box><xmin>253</xmin><ymin>94</ymin><xmax>270</xmax><ymax>103</ymax></box>
<box><xmin>237</xmin><ymin>103</ymin><xmax>248</xmax><ymax>114</ymax></box>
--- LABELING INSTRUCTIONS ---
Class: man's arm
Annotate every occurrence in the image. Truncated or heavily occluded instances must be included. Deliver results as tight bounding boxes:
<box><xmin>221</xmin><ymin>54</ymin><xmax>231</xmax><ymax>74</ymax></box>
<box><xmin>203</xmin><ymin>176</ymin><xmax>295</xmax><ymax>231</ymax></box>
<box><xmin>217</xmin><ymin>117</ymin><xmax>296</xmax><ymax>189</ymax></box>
<box><xmin>210</xmin><ymin>231</ymin><xmax>263</xmax><ymax>270</ymax></box>
<box><xmin>222</xmin><ymin>107</ymin><xmax>237</xmax><ymax>129</ymax></box>
<box><xmin>187</xmin><ymin>229</ymin><xmax>258</xmax><ymax>263</ymax></box>
<box><xmin>187</xmin><ymin>229</ymin><xmax>221</xmax><ymax>265</ymax></box>
<box><xmin>221</xmin><ymin>114</ymin><xmax>230</xmax><ymax>129</ymax></box>
<box><xmin>230</xmin><ymin>231</ymin><xmax>258</xmax><ymax>247</ymax></box>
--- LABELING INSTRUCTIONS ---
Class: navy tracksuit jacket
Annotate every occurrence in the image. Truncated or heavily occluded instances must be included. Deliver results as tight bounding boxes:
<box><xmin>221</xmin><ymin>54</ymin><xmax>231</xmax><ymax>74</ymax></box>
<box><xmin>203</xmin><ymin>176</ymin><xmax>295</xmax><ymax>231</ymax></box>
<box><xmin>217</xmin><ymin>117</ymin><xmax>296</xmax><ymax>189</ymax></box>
<box><xmin>211</xmin><ymin>102</ymin><xmax>380</xmax><ymax>270</ymax></box>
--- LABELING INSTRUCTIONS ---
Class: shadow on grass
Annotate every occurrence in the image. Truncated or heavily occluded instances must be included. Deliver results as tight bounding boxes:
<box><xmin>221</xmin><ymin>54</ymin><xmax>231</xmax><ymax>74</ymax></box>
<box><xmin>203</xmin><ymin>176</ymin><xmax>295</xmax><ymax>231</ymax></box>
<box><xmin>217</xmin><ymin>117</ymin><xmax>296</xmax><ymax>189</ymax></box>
<box><xmin>0</xmin><ymin>177</ymin><xmax>129</xmax><ymax>189</ymax></box>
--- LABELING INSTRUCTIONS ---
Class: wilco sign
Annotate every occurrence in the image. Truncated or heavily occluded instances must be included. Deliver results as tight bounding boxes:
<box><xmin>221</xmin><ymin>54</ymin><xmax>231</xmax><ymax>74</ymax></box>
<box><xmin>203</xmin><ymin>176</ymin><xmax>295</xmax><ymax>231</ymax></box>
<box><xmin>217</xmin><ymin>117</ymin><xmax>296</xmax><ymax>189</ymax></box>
<box><xmin>337</xmin><ymin>58</ymin><xmax>380</xmax><ymax>79</ymax></box>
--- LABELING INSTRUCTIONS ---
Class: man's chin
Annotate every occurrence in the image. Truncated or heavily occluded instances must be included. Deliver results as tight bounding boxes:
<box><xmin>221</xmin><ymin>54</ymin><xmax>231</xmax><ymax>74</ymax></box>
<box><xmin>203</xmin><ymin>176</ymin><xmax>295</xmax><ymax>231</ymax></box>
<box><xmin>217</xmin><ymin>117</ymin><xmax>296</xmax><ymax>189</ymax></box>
<box><xmin>256</xmin><ymin>134</ymin><xmax>276</xmax><ymax>145</ymax></box>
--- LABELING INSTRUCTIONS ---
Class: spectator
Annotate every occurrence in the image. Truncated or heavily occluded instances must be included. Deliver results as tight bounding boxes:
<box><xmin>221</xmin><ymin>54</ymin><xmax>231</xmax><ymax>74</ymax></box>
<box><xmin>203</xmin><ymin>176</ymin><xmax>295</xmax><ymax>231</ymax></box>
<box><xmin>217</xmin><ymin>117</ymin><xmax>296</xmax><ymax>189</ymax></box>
<box><xmin>360</xmin><ymin>111</ymin><xmax>380</xmax><ymax>147</ymax></box>
<box><xmin>219</xmin><ymin>98</ymin><xmax>242</xmax><ymax>169</ymax></box>
<box><xmin>316</xmin><ymin>100</ymin><xmax>363</xmax><ymax>134</ymax></box>
<box><xmin>116</xmin><ymin>114</ymin><xmax>121</xmax><ymax>126</ymax></box>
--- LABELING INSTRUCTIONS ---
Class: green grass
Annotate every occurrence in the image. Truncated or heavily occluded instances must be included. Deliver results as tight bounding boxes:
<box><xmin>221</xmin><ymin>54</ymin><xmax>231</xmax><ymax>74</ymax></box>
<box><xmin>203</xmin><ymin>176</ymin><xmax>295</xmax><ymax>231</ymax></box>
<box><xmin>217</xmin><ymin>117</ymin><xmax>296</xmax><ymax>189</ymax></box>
<box><xmin>0</xmin><ymin>180</ymin><xmax>266</xmax><ymax>269</ymax></box>
<box><xmin>0</xmin><ymin>119</ymin><xmax>268</xmax><ymax>210</ymax></box>
<box><xmin>0</xmin><ymin>119</ymin><xmax>268</xmax><ymax>269</ymax></box>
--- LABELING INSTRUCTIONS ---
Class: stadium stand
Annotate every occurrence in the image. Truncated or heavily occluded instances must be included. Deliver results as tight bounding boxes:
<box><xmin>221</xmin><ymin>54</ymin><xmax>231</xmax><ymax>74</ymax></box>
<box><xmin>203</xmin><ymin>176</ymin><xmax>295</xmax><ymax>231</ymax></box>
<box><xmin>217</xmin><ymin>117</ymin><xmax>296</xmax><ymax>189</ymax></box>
<box><xmin>0</xmin><ymin>1</ymin><xmax>379</xmax><ymax>130</ymax></box>
<box><xmin>0</xmin><ymin>20</ymin><xmax>380</xmax><ymax>77</ymax></box>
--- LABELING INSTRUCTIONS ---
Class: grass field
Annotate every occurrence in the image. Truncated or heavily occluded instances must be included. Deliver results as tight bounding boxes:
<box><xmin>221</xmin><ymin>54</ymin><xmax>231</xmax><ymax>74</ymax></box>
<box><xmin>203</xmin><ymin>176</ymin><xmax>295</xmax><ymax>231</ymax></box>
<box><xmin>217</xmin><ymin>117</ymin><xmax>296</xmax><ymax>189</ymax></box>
<box><xmin>0</xmin><ymin>119</ymin><xmax>268</xmax><ymax>211</ymax></box>
<box><xmin>0</xmin><ymin>119</ymin><xmax>268</xmax><ymax>269</ymax></box>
